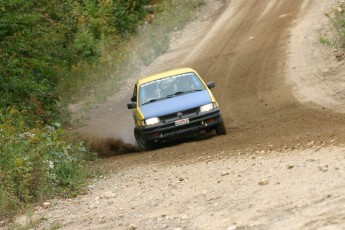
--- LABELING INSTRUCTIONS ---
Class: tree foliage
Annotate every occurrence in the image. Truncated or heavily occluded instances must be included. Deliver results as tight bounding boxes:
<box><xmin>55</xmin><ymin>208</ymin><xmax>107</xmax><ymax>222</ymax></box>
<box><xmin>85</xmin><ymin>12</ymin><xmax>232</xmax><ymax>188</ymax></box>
<box><xmin>0</xmin><ymin>0</ymin><xmax>152</xmax><ymax>219</ymax></box>
<box><xmin>0</xmin><ymin>0</ymin><xmax>151</xmax><ymax>123</ymax></box>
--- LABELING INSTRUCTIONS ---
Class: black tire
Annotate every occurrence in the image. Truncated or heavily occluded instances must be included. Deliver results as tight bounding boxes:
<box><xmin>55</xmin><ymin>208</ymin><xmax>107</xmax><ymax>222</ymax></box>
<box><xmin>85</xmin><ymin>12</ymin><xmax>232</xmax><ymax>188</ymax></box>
<box><xmin>134</xmin><ymin>129</ymin><xmax>155</xmax><ymax>151</ymax></box>
<box><xmin>215</xmin><ymin>117</ymin><xmax>226</xmax><ymax>135</ymax></box>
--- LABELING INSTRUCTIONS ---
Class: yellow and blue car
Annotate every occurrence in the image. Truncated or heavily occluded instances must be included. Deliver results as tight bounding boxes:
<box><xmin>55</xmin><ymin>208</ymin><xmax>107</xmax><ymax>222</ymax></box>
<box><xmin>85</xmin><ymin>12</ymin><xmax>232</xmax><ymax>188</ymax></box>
<box><xmin>127</xmin><ymin>68</ymin><xmax>226</xmax><ymax>150</ymax></box>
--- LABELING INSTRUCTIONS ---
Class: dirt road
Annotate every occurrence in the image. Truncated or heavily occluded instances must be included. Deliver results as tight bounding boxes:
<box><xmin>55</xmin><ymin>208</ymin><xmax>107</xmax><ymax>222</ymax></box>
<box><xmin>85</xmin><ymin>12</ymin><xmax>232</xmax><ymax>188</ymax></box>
<box><xmin>11</xmin><ymin>0</ymin><xmax>345</xmax><ymax>229</ymax></box>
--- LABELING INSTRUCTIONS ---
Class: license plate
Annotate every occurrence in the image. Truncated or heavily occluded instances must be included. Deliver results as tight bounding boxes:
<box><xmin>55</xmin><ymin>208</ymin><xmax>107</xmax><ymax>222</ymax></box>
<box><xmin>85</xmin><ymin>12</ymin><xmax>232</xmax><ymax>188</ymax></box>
<box><xmin>175</xmin><ymin>118</ymin><xmax>189</xmax><ymax>126</ymax></box>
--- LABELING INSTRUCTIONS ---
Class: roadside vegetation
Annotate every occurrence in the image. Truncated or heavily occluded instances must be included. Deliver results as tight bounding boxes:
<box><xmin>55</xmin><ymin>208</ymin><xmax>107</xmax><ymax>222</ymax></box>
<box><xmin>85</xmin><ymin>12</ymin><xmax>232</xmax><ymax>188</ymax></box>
<box><xmin>58</xmin><ymin>0</ymin><xmax>206</xmax><ymax>105</ymax></box>
<box><xmin>0</xmin><ymin>108</ymin><xmax>97</xmax><ymax>219</ymax></box>
<box><xmin>0</xmin><ymin>0</ymin><xmax>205</xmax><ymax>221</ymax></box>
<box><xmin>332</xmin><ymin>4</ymin><xmax>345</xmax><ymax>48</ymax></box>
<box><xmin>322</xmin><ymin>4</ymin><xmax>345</xmax><ymax>50</ymax></box>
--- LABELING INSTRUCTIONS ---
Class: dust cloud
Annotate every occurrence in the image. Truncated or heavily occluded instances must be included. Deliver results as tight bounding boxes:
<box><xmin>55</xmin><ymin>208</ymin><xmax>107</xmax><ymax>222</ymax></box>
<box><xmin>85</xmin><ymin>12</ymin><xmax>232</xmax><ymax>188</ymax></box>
<box><xmin>84</xmin><ymin>136</ymin><xmax>140</xmax><ymax>157</ymax></box>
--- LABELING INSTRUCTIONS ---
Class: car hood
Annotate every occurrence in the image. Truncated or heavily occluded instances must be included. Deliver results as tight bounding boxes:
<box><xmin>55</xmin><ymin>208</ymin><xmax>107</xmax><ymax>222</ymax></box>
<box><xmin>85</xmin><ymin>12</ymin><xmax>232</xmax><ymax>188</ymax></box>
<box><xmin>140</xmin><ymin>90</ymin><xmax>212</xmax><ymax>118</ymax></box>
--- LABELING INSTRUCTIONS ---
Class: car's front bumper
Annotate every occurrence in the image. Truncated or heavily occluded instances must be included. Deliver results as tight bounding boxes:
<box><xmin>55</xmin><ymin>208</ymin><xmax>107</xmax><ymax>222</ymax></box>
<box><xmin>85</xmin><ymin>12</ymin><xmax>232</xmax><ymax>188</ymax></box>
<box><xmin>137</xmin><ymin>109</ymin><xmax>222</xmax><ymax>141</ymax></box>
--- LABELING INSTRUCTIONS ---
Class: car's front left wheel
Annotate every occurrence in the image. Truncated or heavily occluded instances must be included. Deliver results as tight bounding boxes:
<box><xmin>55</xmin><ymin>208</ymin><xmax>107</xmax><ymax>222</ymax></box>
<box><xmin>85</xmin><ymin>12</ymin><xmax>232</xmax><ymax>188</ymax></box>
<box><xmin>134</xmin><ymin>129</ymin><xmax>155</xmax><ymax>151</ymax></box>
<box><xmin>215</xmin><ymin>117</ymin><xmax>226</xmax><ymax>135</ymax></box>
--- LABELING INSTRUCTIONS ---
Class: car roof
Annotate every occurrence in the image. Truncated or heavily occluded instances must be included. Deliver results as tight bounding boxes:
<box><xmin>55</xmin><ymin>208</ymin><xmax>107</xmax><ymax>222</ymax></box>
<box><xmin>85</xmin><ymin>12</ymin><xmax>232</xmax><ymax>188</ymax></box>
<box><xmin>137</xmin><ymin>68</ymin><xmax>197</xmax><ymax>86</ymax></box>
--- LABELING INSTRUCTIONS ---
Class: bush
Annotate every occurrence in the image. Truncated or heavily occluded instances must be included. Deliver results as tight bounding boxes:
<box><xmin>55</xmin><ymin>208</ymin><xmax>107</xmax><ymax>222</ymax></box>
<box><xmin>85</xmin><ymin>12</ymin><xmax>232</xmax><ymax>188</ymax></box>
<box><xmin>0</xmin><ymin>108</ymin><xmax>96</xmax><ymax>218</ymax></box>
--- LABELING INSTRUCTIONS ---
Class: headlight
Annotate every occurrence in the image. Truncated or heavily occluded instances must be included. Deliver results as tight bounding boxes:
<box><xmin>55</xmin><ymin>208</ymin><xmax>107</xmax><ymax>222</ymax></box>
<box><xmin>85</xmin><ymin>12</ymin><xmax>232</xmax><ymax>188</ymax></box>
<box><xmin>145</xmin><ymin>117</ymin><xmax>160</xmax><ymax>126</ymax></box>
<box><xmin>199</xmin><ymin>102</ymin><xmax>217</xmax><ymax>113</ymax></box>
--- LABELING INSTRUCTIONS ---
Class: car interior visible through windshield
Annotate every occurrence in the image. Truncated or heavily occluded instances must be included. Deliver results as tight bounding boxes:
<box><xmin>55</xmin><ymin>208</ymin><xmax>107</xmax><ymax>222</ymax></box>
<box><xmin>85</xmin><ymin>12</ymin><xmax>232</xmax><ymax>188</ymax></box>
<box><xmin>139</xmin><ymin>72</ymin><xmax>206</xmax><ymax>105</ymax></box>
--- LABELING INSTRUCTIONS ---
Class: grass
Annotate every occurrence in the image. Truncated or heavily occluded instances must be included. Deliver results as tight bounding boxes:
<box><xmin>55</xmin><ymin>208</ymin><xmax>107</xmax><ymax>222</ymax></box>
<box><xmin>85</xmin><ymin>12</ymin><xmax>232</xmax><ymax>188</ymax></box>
<box><xmin>333</xmin><ymin>5</ymin><xmax>345</xmax><ymax>48</ymax></box>
<box><xmin>323</xmin><ymin>4</ymin><xmax>345</xmax><ymax>49</ymax></box>
<box><xmin>319</xmin><ymin>36</ymin><xmax>332</xmax><ymax>46</ymax></box>
<box><xmin>0</xmin><ymin>108</ymin><xmax>99</xmax><ymax>221</ymax></box>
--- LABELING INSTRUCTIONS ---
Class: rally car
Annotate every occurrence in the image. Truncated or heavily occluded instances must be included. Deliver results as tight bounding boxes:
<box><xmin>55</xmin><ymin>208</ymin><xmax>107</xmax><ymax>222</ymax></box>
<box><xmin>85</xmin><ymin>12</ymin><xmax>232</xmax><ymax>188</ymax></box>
<box><xmin>127</xmin><ymin>68</ymin><xmax>226</xmax><ymax>150</ymax></box>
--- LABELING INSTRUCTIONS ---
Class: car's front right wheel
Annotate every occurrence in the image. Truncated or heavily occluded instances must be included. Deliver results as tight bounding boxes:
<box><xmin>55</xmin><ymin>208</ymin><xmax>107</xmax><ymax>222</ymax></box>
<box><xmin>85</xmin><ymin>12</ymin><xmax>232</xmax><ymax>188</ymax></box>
<box><xmin>134</xmin><ymin>129</ymin><xmax>155</xmax><ymax>151</ymax></box>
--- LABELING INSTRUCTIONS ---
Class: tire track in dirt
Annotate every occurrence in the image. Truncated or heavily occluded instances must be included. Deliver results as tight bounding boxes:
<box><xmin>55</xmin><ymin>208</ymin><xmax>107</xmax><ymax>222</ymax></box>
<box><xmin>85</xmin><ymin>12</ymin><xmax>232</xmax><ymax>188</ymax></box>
<box><xmin>98</xmin><ymin>0</ymin><xmax>345</xmax><ymax>167</ymax></box>
<box><xmin>76</xmin><ymin>0</ymin><xmax>345</xmax><ymax>159</ymax></box>
<box><xmin>179</xmin><ymin>0</ymin><xmax>345</xmax><ymax>153</ymax></box>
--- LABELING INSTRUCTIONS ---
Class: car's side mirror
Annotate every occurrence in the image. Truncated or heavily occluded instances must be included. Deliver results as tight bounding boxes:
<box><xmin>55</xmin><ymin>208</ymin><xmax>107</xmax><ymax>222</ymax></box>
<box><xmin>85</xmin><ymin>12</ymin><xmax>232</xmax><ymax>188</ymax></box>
<box><xmin>131</xmin><ymin>96</ymin><xmax>136</xmax><ymax>102</ymax></box>
<box><xmin>127</xmin><ymin>102</ymin><xmax>137</xmax><ymax>109</ymax></box>
<box><xmin>207</xmin><ymin>82</ymin><xmax>215</xmax><ymax>89</ymax></box>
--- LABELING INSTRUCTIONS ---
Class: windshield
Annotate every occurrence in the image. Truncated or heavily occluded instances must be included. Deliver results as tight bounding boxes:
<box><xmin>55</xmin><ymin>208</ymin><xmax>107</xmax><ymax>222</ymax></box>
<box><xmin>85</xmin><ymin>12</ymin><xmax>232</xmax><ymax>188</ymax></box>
<box><xmin>139</xmin><ymin>72</ymin><xmax>206</xmax><ymax>105</ymax></box>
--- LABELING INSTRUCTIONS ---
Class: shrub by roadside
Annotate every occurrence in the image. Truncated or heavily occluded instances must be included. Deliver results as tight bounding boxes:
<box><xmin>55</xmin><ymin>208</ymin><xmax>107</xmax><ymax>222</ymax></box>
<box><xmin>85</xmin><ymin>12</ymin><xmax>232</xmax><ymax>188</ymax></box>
<box><xmin>0</xmin><ymin>108</ymin><xmax>97</xmax><ymax>219</ymax></box>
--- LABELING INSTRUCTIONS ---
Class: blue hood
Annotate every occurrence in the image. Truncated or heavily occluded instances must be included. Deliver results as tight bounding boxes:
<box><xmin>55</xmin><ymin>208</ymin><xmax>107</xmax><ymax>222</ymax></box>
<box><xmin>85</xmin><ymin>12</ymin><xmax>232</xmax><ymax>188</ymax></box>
<box><xmin>140</xmin><ymin>90</ymin><xmax>212</xmax><ymax>118</ymax></box>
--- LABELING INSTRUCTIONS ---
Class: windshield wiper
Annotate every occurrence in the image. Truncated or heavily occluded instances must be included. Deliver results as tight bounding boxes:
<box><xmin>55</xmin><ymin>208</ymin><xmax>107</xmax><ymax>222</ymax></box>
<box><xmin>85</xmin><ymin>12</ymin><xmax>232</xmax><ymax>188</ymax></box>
<box><xmin>166</xmin><ymin>91</ymin><xmax>185</xmax><ymax>97</ymax></box>
<box><xmin>166</xmin><ymin>89</ymin><xmax>203</xmax><ymax>98</ymax></box>
<box><xmin>141</xmin><ymin>98</ymin><xmax>161</xmax><ymax>105</ymax></box>
<box><xmin>142</xmin><ymin>96</ymin><xmax>172</xmax><ymax>105</ymax></box>
<box><xmin>185</xmin><ymin>89</ymin><xmax>203</xmax><ymax>93</ymax></box>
